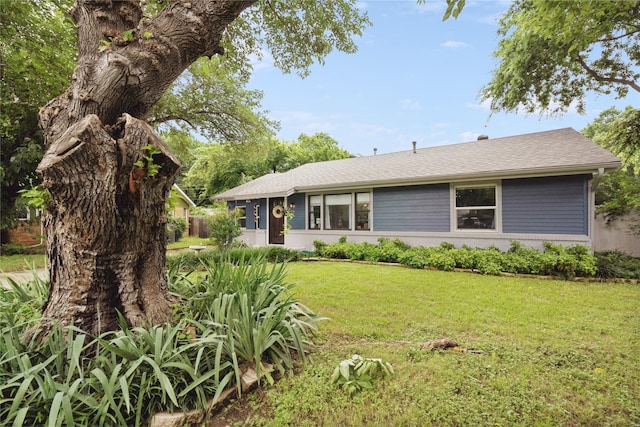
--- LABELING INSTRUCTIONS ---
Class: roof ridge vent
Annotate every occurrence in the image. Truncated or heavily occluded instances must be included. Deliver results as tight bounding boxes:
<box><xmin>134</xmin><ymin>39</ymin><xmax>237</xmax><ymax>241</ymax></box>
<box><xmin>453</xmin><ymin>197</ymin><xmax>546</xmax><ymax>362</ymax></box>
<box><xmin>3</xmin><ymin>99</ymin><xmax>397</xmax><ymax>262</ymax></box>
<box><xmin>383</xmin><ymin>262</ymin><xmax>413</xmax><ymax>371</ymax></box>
<box><xmin>477</xmin><ymin>135</ymin><xmax>489</xmax><ymax>140</ymax></box>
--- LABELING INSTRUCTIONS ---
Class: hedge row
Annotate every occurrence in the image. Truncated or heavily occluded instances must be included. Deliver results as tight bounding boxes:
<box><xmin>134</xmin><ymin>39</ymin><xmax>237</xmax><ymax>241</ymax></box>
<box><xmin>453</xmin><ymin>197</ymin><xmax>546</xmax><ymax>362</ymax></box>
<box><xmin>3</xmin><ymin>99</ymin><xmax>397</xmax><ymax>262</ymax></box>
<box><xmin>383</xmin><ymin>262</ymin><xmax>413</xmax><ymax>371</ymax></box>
<box><xmin>167</xmin><ymin>245</ymin><xmax>301</xmax><ymax>271</ymax></box>
<box><xmin>312</xmin><ymin>237</ymin><xmax>599</xmax><ymax>279</ymax></box>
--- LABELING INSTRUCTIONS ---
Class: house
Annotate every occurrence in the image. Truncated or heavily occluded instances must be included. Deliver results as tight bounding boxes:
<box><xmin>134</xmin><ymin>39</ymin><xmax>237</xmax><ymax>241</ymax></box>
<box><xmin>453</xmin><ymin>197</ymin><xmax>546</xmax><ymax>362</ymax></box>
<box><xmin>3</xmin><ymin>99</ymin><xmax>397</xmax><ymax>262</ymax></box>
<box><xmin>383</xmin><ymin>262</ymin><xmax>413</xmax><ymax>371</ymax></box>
<box><xmin>168</xmin><ymin>184</ymin><xmax>196</xmax><ymax>237</ymax></box>
<box><xmin>215</xmin><ymin>128</ymin><xmax>621</xmax><ymax>251</ymax></box>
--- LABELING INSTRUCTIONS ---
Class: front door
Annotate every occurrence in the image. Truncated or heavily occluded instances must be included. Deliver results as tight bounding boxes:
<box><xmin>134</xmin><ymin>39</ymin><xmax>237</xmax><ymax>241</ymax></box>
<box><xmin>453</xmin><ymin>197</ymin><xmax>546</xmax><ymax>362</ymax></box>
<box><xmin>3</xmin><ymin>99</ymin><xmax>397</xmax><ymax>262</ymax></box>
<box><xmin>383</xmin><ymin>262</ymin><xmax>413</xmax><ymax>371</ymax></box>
<box><xmin>269</xmin><ymin>198</ymin><xmax>285</xmax><ymax>244</ymax></box>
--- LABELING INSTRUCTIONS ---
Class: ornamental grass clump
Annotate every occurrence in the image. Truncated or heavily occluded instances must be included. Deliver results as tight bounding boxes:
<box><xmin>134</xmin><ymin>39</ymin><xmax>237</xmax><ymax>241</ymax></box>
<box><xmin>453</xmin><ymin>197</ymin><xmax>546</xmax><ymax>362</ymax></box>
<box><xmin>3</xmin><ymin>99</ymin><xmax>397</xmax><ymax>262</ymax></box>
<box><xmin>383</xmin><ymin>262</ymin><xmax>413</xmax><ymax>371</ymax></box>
<box><xmin>1</xmin><ymin>256</ymin><xmax>320</xmax><ymax>426</ymax></box>
<box><xmin>172</xmin><ymin>254</ymin><xmax>324</xmax><ymax>380</ymax></box>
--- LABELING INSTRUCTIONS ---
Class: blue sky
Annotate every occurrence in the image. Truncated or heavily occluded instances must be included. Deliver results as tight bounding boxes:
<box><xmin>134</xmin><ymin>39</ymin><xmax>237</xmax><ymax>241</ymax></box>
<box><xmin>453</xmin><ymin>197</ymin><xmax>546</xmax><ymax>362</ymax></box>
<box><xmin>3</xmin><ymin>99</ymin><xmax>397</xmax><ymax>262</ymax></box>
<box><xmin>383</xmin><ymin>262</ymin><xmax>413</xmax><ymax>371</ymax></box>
<box><xmin>247</xmin><ymin>0</ymin><xmax>635</xmax><ymax>156</ymax></box>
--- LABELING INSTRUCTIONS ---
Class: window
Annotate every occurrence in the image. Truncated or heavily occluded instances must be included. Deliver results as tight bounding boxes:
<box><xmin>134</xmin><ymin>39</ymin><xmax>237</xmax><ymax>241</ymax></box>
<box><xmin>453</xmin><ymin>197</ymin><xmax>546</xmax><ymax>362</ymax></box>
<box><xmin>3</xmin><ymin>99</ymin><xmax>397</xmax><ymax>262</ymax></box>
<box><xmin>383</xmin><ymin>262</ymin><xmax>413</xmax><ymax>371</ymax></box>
<box><xmin>308</xmin><ymin>195</ymin><xmax>322</xmax><ymax>229</ymax></box>
<box><xmin>308</xmin><ymin>192</ymin><xmax>372</xmax><ymax>231</ymax></box>
<box><xmin>454</xmin><ymin>185</ymin><xmax>497</xmax><ymax>230</ymax></box>
<box><xmin>325</xmin><ymin>194</ymin><xmax>351</xmax><ymax>230</ymax></box>
<box><xmin>235</xmin><ymin>206</ymin><xmax>247</xmax><ymax>228</ymax></box>
<box><xmin>355</xmin><ymin>192</ymin><xmax>370</xmax><ymax>230</ymax></box>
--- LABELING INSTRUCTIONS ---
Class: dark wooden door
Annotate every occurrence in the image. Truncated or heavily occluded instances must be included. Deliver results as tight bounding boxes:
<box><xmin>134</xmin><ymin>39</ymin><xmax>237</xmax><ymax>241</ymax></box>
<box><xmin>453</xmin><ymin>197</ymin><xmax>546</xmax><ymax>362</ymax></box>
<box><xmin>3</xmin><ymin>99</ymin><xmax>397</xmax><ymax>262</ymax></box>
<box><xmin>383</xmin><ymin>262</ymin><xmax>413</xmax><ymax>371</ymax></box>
<box><xmin>269</xmin><ymin>198</ymin><xmax>285</xmax><ymax>244</ymax></box>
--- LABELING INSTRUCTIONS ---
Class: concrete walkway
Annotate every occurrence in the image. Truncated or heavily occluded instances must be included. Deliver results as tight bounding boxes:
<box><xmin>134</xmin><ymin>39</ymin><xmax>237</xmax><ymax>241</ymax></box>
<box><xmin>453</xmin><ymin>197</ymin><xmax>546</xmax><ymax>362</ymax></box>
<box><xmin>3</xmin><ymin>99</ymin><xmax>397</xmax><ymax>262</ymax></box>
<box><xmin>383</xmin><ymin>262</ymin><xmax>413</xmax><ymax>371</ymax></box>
<box><xmin>0</xmin><ymin>268</ymin><xmax>48</xmax><ymax>288</ymax></box>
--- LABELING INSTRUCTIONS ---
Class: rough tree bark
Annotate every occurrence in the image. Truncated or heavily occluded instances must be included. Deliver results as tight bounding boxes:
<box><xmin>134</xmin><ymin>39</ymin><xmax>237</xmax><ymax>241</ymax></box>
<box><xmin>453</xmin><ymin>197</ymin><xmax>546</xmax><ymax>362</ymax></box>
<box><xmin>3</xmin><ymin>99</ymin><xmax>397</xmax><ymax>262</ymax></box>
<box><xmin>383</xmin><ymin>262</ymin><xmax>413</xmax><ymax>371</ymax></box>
<box><xmin>37</xmin><ymin>0</ymin><xmax>256</xmax><ymax>335</ymax></box>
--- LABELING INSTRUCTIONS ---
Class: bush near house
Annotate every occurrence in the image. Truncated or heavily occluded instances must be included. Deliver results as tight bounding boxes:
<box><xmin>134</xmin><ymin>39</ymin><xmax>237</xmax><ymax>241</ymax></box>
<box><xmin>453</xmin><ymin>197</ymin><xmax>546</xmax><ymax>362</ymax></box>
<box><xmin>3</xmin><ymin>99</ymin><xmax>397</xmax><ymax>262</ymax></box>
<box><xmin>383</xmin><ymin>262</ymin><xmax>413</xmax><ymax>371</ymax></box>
<box><xmin>166</xmin><ymin>246</ymin><xmax>301</xmax><ymax>272</ymax></box>
<box><xmin>312</xmin><ymin>238</ymin><xmax>604</xmax><ymax>279</ymax></box>
<box><xmin>167</xmin><ymin>216</ymin><xmax>188</xmax><ymax>241</ymax></box>
<box><xmin>595</xmin><ymin>249</ymin><xmax>640</xmax><ymax>280</ymax></box>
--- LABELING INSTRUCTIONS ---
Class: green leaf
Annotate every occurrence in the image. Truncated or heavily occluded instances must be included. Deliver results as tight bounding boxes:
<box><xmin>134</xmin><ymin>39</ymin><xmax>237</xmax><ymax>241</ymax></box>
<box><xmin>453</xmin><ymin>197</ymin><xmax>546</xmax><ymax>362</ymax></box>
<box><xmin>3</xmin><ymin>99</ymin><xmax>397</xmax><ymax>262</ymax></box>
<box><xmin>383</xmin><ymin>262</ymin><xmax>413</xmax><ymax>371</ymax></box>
<box><xmin>48</xmin><ymin>391</ymin><xmax>64</xmax><ymax>427</ymax></box>
<box><xmin>122</xmin><ymin>30</ymin><xmax>134</xmax><ymax>42</ymax></box>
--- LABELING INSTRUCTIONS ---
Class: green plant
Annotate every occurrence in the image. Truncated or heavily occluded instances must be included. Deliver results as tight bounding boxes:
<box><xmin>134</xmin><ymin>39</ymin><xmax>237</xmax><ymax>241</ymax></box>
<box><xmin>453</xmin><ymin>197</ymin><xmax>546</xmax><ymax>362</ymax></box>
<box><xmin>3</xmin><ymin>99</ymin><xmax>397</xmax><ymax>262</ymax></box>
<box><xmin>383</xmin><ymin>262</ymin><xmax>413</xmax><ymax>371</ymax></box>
<box><xmin>595</xmin><ymin>250</ymin><xmax>640</xmax><ymax>279</ymax></box>
<box><xmin>18</xmin><ymin>180</ymin><xmax>51</xmax><ymax>211</ymax></box>
<box><xmin>331</xmin><ymin>354</ymin><xmax>394</xmax><ymax>395</ymax></box>
<box><xmin>209</xmin><ymin>209</ymin><xmax>242</xmax><ymax>248</ymax></box>
<box><xmin>172</xmin><ymin>255</ymin><xmax>323</xmax><ymax>379</ymax></box>
<box><xmin>133</xmin><ymin>144</ymin><xmax>162</xmax><ymax>177</ymax></box>
<box><xmin>167</xmin><ymin>216</ymin><xmax>188</xmax><ymax>241</ymax></box>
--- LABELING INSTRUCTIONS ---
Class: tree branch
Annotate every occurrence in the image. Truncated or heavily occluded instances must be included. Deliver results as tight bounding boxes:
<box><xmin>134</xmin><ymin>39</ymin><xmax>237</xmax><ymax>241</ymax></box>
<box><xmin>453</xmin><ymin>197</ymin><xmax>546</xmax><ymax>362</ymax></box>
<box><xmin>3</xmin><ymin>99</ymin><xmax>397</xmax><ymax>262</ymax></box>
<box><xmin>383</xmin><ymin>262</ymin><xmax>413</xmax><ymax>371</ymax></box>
<box><xmin>71</xmin><ymin>0</ymin><xmax>142</xmax><ymax>59</ymax></box>
<box><xmin>597</xmin><ymin>28</ymin><xmax>640</xmax><ymax>43</ymax></box>
<box><xmin>576</xmin><ymin>55</ymin><xmax>640</xmax><ymax>93</ymax></box>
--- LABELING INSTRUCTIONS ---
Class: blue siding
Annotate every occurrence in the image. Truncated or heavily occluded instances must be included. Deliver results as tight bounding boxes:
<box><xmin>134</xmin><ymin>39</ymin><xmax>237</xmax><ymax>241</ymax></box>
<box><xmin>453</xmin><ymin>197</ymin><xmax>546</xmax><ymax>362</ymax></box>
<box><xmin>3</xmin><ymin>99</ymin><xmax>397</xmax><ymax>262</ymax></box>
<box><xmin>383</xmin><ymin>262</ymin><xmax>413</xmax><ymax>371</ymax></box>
<box><xmin>502</xmin><ymin>175</ymin><xmax>590</xmax><ymax>235</ymax></box>
<box><xmin>257</xmin><ymin>200</ymin><xmax>267</xmax><ymax>229</ymax></box>
<box><xmin>229</xmin><ymin>200</ymin><xmax>256</xmax><ymax>229</ymax></box>
<box><xmin>288</xmin><ymin>193</ymin><xmax>306</xmax><ymax>230</ymax></box>
<box><xmin>373</xmin><ymin>184</ymin><xmax>450</xmax><ymax>232</ymax></box>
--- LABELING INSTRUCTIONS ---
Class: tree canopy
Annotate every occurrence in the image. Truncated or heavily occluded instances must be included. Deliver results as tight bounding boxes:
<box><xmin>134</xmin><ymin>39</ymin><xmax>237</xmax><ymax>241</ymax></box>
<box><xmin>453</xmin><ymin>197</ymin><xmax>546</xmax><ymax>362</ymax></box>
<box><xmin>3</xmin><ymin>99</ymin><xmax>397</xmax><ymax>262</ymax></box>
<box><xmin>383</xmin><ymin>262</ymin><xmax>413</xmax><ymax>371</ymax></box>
<box><xmin>481</xmin><ymin>0</ymin><xmax>640</xmax><ymax>116</ymax></box>
<box><xmin>582</xmin><ymin>106</ymin><xmax>640</xmax><ymax>234</ymax></box>
<box><xmin>0</xmin><ymin>0</ymin><xmax>76</xmax><ymax>230</ymax></box>
<box><xmin>28</xmin><ymin>0</ymin><xmax>370</xmax><ymax>333</ymax></box>
<box><xmin>184</xmin><ymin>132</ymin><xmax>351</xmax><ymax>202</ymax></box>
<box><xmin>148</xmin><ymin>56</ymin><xmax>278</xmax><ymax>145</ymax></box>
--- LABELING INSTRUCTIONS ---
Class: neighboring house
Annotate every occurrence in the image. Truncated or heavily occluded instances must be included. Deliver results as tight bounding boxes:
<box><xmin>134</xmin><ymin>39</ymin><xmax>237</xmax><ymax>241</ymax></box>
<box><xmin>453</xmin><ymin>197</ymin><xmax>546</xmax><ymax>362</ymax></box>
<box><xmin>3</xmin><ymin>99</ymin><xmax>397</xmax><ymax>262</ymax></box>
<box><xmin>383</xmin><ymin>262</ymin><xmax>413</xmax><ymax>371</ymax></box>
<box><xmin>169</xmin><ymin>184</ymin><xmax>196</xmax><ymax>237</ymax></box>
<box><xmin>215</xmin><ymin>128</ymin><xmax>621</xmax><ymax>251</ymax></box>
<box><xmin>3</xmin><ymin>207</ymin><xmax>44</xmax><ymax>246</ymax></box>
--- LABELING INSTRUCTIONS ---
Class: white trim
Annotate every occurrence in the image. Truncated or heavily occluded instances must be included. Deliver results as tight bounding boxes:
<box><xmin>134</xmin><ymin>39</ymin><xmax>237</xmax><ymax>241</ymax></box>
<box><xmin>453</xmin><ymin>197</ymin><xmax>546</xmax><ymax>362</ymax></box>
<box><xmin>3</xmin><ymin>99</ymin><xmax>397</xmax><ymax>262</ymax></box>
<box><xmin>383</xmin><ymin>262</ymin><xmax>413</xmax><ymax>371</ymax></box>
<box><xmin>307</xmin><ymin>190</ymin><xmax>373</xmax><ymax>232</ymax></box>
<box><xmin>450</xmin><ymin>181</ymin><xmax>501</xmax><ymax>232</ymax></box>
<box><xmin>172</xmin><ymin>184</ymin><xmax>196</xmax><ymax>208</ymax></box>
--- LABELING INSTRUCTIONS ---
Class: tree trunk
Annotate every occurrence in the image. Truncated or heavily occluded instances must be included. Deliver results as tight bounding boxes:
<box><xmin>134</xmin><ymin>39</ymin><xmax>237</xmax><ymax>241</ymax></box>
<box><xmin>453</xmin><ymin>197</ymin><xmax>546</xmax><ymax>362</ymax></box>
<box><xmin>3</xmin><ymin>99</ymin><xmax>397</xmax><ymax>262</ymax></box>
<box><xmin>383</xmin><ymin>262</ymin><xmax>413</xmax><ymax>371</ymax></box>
<box><xmin>36</xmin><ymin>0</ymin><xmax>256</xmax><ymax>334</ymax></box>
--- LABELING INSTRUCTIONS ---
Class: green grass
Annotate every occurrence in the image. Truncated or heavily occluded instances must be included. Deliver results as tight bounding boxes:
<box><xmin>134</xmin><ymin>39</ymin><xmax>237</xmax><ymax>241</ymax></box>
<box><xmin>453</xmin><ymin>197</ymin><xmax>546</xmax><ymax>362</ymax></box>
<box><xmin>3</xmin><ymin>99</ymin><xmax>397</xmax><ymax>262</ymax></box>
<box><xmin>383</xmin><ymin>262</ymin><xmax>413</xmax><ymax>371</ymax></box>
<box><xmin>214</xmin><ymin>261</ymin><xmax>640</xmax><ymax>426</ymax></box>
<box><xmin>0</xmin><ymin>254</ymin><xmax>47</xmax><ymax>272</ymax></box>
<box><xmin>167</xmin><ymin>236</ymin><xmax>212</xmax><ymax>250</ymax></box>
<box><xmin>0</xmin><ymin>238</ymin><xmax>212</xmax><ymax>271</ymax></box>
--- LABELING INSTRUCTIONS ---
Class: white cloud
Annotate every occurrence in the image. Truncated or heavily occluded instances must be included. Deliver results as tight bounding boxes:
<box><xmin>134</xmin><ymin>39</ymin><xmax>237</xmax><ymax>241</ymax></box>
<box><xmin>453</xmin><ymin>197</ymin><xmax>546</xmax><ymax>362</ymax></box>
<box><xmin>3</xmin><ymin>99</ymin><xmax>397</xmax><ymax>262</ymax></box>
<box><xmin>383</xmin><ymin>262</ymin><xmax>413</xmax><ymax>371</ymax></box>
<box><xmin>400</xmin><ymin>98</ymin><xmax>421</xmax><ymax>110</ymax></box>
<box><xmin>466</xmin><ymin>98</ymin><xmax>492</xmax><ymax>110</ymax></box>
<box><xmin>248</xmin><ymin>48</ymin><xmax>273</xmax><ymax>72</ymax></box>
<box><xmin>459</xmin><ymin>131</ymin><xmax>479</xmax><ymax>142</ymax></box>
<box><xmin>274</xmin><ymin>110</ymin><xmax>344</xmax><ymax>139</ymax></box>
<box><xmin>441</xmin><ymin>40</ymin><xmax>469</xmax><ymax>49</ymax></box>
<box><xmin>414</xmin><ymin>0</ymin><xmax>446</xmax><ymax>14</ymax></box>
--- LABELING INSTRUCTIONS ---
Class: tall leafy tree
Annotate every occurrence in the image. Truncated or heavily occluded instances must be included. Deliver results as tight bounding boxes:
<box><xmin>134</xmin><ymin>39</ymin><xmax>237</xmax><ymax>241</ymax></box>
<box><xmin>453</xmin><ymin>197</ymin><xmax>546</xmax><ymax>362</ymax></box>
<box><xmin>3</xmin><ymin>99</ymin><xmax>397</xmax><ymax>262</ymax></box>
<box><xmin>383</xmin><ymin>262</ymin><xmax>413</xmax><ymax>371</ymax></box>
<box><xmin>1</xmin><ymin>1</ymin><xmax>279</xmax><ymax>231</ymax></box>
<box><xmin>149</xmin><ymin>56</ymin><xmax>278</xmax><ymax>144</ymax></box>
<box><xmin>184</xmin><ymin>133</ymin><xmax>351</xmax><ymax>201</ymax></box>
<box><xmin>582</xmin><ymin>107</ymin><xmax>640</xmax><ymax>234</ymax></box>
<box><xmin>34</xmin><ymin>0</ymin><xmax>370</xmax><ymax>334</ymax></box>
<box><xmin>0</xmin><ymin>0</ymin><xmax>76</xmax><ymax>231</ymax></box>
<box><xmin>286</xmin><ymin>132</ymin><xmax>352</xmax><ymax>169</ymax></box>
<box><xmin>481</xmin><ymin>0</ymin><xmax>640</xmax><ymax>115</ymax></box>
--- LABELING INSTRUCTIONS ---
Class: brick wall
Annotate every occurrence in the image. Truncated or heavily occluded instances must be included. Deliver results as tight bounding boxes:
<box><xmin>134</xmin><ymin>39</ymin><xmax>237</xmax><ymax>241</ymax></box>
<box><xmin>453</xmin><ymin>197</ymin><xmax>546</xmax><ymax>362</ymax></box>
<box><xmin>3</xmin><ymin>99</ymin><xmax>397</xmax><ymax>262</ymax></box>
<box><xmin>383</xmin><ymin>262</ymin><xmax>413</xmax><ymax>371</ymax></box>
<box><xmin>5</xmin><ymin>220</ymin><xmax>44</xmax><ymax>245</ymax></box>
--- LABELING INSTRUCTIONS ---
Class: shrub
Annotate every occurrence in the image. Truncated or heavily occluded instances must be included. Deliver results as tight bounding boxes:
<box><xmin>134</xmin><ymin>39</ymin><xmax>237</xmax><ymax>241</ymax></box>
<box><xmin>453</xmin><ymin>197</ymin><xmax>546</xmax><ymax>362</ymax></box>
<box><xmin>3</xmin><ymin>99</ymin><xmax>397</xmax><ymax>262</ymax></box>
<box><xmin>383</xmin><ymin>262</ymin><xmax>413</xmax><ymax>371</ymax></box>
<box><xmin>398</xmin><ymin>246</ymin><xmax>430</xmax><ymax>269</ymax></box>
<box><xmin>173</xmin><ymin>254</ymin><xmax>323</xmax><ymax>378</ymax></box>
<box><xmin>475</xmin><ymin>250</ymin><xmax>504</xmax><ymax>276</ymax></box>
<box><xmin>209</xmin><ymin>210</ymin><xmax>242</xmax><ymax>248</ymax></box>
<box><xmin>595</xmin><ymin>250</ymin><xmax>640</xmax><ymax>279</ymax></box>
<box><xmin>309</xmin><ymin>238</ymin><xmax>602</xmax><ymax>278</ymax></box>
<box><xmin>167</xmin><ymin>216</ymin><xmax>188</xmax><ymax>241</ymax></box>
<box><xmin>0</xmin><ymin>243</ymin><xmax>46</xmax><ymax>255</ymax></box>
<box><xmin>451</xmin><ymin>247</ymin><xmax>478</xmax><ymax>270</ymax></box>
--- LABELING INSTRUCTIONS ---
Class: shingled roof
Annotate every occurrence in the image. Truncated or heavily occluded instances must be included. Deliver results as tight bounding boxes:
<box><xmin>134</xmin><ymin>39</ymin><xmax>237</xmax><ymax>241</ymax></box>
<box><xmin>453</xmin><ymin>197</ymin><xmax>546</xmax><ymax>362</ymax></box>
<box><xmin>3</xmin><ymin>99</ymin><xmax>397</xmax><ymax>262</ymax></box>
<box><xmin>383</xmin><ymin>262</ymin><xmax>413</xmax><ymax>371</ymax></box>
<box><xmin>215</xmin><ymin>128</ymin><xmax>621</xmax><ymax>200</ymax></box>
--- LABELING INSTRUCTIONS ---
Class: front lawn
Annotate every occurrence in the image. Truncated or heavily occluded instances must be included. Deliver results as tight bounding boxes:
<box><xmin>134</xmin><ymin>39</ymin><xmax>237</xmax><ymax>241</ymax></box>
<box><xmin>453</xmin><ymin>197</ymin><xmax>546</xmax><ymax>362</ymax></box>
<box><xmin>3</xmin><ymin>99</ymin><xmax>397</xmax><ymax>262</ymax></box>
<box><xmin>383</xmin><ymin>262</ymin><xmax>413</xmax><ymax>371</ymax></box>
<box><xmin>0</xmin><ymin>254</ymin><xmax>47</xmax><ymax>272</ymax></box>
<box><xmin>213</xmin><ymin>261</ymin><xmax>640</xmax><ymax>426</ymax></box>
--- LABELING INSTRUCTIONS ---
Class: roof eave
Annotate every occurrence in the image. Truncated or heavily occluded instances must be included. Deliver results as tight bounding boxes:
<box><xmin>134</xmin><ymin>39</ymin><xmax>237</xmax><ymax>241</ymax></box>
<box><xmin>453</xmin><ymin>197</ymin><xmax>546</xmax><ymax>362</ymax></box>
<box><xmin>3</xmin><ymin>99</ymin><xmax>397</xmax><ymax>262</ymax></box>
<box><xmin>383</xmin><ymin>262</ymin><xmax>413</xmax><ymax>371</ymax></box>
<box><xmin>293</xmin><ymin>162</ymin><xmax>622</xmax><ymax>193</ymax></box>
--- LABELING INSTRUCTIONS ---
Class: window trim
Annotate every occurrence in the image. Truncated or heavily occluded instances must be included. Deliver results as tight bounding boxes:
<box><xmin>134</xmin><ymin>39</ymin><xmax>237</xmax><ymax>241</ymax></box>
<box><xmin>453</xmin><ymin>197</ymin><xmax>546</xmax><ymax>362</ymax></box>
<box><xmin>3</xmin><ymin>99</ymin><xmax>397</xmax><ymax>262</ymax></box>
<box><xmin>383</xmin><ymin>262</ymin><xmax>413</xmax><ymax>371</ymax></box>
<box><xmin>235</xmin><ymin>205</ymin><xmax>247</xmax><ymax>229</ymax></box>
<box><xmin>451</xmin><ymin>182</ymin><xmax>501</xmax><ymax>232</ymax></box>
<box><xmin>307</xmin><ymin>191</ymin><xmax>372</xmax><ymax>231</ymax></box>
<box><xmin>324</xmin><ymin>193</ymin><xmax>352</xmax><ymax>230</ymax></box>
